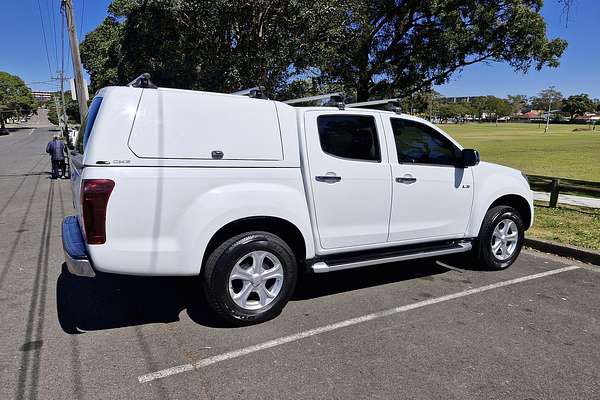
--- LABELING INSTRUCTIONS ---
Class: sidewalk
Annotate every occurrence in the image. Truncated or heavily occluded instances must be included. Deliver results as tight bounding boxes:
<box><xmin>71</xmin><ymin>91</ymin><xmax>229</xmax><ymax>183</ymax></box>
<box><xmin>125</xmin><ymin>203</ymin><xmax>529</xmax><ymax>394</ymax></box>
<box><xmin>534</xmin><ymin>191</ymin><xmax>600</xmax><ymax>209</ymax></box>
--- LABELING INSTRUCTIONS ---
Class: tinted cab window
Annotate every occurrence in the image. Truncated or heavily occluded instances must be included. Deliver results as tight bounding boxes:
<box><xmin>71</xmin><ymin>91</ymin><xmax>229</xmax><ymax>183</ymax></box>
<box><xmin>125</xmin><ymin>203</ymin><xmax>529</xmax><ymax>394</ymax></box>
<box><xmin>390</xmin><ymin>118</ymin><xmax>460</xmax><ymax>166</ymax></box>
<box><xmin>75</xmin><ymin>96</ymin><xmax>103</xmax><ymax>154</ymax></box>
<box><xmin>317</xmin><ymin>115</ymin><xmax>381</xmax><ymax>162</ymax></box>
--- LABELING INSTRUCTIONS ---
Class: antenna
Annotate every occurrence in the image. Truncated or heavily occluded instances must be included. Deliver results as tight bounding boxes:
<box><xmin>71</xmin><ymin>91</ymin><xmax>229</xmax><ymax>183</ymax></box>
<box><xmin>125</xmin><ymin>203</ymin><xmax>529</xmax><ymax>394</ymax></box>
<box><xmin>347</xmin><ymin>98</ymin><xmax>402</xmax><ymax>114</ymax></box>
<box><xmin>231</xmin><ymin>86</ymin><xmax>268</xmax><ymax>99</ymax></box>
<box><xmin>283</xmin><ymin>93</ymin><xmax>345</xmax><ymax>110</ymax></box>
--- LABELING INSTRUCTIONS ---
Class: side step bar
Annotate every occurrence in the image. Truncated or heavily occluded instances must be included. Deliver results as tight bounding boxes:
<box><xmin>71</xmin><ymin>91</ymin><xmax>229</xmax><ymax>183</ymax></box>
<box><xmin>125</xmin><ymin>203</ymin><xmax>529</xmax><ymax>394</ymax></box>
<box><xmin>310</xmin><ymin>241</ymin><xmax>472</xmax><ymax>273</ymax></box>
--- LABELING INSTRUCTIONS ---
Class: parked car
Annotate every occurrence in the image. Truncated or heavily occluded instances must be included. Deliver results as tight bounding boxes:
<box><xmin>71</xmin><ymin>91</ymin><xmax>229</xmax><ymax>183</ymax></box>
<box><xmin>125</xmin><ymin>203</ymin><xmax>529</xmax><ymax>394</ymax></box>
<box><xmin>63</xmin><ymin>82</ymin><xmax>533</xmax><ymax>325</ymax></box>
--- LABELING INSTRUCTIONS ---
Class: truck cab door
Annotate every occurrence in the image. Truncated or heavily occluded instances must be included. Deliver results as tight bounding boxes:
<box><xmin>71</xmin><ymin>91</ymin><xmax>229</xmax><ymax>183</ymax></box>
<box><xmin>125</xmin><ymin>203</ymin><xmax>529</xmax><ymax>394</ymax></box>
<box><xmin>383</xmin><ymin>116</ymin><xmax>474</xmax><ymax>243</ymax></box>
<box><xmin>304</xmin><ymin>111</ymin><xmax>392</xmax><ymax>249</ymax></box>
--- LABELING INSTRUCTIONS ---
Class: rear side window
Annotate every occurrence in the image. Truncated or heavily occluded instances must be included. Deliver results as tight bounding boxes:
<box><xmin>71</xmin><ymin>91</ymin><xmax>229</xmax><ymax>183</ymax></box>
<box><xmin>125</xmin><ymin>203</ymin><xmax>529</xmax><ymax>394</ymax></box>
<box><xmin>76</xmin><ymin>97</ymin><xmax>103</xmax><ymax>154</ymax></box>
<box><xmin>317</xmin><ymin>115</ymin><xmax>381</xmax><ymax>162</ymax></box>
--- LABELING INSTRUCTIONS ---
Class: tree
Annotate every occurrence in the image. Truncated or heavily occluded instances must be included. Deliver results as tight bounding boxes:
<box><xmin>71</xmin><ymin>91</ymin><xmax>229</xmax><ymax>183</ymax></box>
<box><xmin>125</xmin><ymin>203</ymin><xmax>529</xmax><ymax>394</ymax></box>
<box><xmin>489</xmin><ymin>97</ymin><xmax>513</xmax><ymax>125</ymax></box>
<box><xmin>530</xmin><ymin>87</ymin><xmax>563</xmax><ymax>111</ymax></box>
<box><xmin>81</xmin><ymin>0</ymin><xmax>316</xmax><ymax>95</ymax></box>
<box><xmin>562</xmin><ymin>93</ymin><xmax>595</xmax><ymax>121</ymax></box>
<box><xmin>0</xmin><ymin>71</ymin><xmax>36</xmax><ymax>130</ymax></box>
<box><xmin>81</xmin><ymin>0</ymin><xmax>567</xmax><ymax>101</ymax></box>
<box><xmin>507</xmin><ymin>95</ymin><xmax>528</xmax><ymax>115</ymax></box>
<box><xmin>63</xmin><ymin>91</ymin><xmax>81</xmax><ymax>123</ymax></box>
<box><xmin>437</xmin><ymin>102</ymin><xmax>470</xmax><ymax>123</ymax></box>
<box><xmin>470</xmin><ymin>96</ymin><xmax>511</xmax><ymax>125</ymax></box>
<box><xmin>531</xmin><ymin>86</ymin><xmax>563</xmax><ymax>133</ymax></box>
<box><xmin>47</xmin><ymin>105</ymin><xmax>59</xmax><ymax>126</ymax></box>
<box><xmin>312</xmin><ymin>1</ymin><xmax>567</xmax><ymax>101</ymax></box>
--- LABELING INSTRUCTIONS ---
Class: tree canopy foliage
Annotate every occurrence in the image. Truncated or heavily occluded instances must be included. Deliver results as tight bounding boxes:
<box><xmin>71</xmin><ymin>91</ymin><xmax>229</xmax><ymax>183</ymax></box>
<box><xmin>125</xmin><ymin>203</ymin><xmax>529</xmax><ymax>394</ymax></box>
<box><xmin>0</xmin><ymin>71</ymin><xmax>36</xmax><ymax>129</ymax></box>
<box><xmin>530</xmin><ymin>86</ymin><xmax>563</xmax><ymax>111</ymax></box>
<box><xmin>81</xmin><ymin>0</ymin><xmax>567</xmax><ymax>101</ymax></box>
<box><xmin>561</xmin><ymin>94</ymin><xmax>595</xmax><ymax>120</ymax></box>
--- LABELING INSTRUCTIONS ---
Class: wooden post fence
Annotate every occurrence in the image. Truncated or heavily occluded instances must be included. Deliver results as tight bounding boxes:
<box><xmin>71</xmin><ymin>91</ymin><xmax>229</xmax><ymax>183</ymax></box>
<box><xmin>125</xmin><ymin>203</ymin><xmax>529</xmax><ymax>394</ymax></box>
<box><xmin>549</xmin><ymin>179</ymin><xmax>560</xmax><ymax>208</ymax></box>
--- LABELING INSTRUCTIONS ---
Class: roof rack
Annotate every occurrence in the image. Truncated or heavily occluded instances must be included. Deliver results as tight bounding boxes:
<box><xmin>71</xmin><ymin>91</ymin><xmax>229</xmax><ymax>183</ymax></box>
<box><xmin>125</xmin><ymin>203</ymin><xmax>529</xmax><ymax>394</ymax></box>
<box><xmin>231</xmin><ymin>86</ymin><xmax>268</xmax><ymax>99</ymax></box>
<box><xmin>346</xmin><ymin>98</ymin><xmax>402</xmax><ymax>114</ymax></box>
<box><xmin>127</xmin><ymin>73</ymin><xmax>157</xmax><ymax>89</ymax></box>
<box><xmin>283</xmin><ymin>93</ymin><xmax>345</xmax><ymax>110</ymax></box>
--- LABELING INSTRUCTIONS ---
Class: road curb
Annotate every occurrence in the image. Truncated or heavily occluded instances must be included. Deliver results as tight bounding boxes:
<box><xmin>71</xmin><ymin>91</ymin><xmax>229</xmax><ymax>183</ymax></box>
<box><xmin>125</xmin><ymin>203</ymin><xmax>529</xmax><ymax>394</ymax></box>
<box><xmin>525</xmin><ymin>237</ymin><xmax>600</xmax><ymax>266</ymax></box>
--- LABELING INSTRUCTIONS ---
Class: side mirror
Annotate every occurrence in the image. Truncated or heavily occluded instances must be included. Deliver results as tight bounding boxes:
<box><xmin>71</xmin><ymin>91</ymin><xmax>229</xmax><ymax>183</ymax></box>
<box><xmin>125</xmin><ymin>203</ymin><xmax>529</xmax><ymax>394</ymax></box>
<box><xmin>461</xmin><ymin>149</ymin><xmax>480</xmax><ymax>167</ymax></box>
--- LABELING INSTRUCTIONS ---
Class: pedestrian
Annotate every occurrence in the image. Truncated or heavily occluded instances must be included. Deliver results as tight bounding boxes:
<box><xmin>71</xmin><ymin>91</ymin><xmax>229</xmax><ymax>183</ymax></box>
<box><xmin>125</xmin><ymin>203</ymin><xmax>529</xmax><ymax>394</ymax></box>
<box><xmin>46</xmin><ymin>134</ymin><xmax>66</xmax><ymax>179</ymax></box>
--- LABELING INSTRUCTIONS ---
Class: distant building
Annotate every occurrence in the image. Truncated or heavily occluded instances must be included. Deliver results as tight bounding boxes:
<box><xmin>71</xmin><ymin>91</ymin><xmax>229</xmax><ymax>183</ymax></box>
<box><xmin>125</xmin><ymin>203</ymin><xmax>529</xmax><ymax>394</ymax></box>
<box><xmin>440</xmin><ymin>96</ymin><xmax>487</xmax><ymax>103</ymax></box>
<box><xmin>574</xmin><ymin>113</ymin><xmax>600</xmax><ymax>123</ymax></box>
<box><xmin>31</xmin><ymin>90</ymin><xmax>53</xmax><ymax>102</ymax></box>
<box><xmin>515</xmin><ymin>110</ymin><xmax>543</xmax><ymax>120</ymax></box>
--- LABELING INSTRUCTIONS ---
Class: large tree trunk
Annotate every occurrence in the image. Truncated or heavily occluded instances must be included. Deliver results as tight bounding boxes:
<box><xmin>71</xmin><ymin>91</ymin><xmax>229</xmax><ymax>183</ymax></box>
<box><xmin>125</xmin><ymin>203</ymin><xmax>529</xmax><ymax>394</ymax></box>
<box><xmin>356</xmin><ymin>71</ymin><xmax>372</xmax><ymax>102</ymax></box>
<box><xmin>356</xmin><ymin>84</ymin><xmax>370</xmax><ymax>102</ymax></box>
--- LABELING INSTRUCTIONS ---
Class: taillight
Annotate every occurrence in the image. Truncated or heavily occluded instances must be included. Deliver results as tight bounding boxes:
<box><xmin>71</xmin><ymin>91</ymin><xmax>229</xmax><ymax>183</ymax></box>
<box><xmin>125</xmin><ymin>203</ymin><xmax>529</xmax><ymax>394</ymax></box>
<box><xmin>81</xmin><ymin>179</ymin><xmax>115</xmax><ymax>244</ymax></box>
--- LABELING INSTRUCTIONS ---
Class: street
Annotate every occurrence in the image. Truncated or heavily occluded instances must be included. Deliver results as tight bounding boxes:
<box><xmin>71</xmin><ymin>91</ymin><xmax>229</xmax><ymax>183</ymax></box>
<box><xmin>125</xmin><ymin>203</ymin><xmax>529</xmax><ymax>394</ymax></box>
<box><xmin>0</xmin><ymin>124</ymin><xmax>598</xmax><ymax>399</ymax></box>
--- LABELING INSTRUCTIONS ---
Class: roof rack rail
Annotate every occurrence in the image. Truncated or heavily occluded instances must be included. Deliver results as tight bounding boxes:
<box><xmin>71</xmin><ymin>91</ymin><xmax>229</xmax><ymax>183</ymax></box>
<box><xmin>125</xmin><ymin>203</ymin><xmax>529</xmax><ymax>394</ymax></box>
<box><xmin>231</xmin><ymin>86</ymin><xmax>268</xmax><ymax>99</ymax></box>
<box><xmin>127</xmin><ymin>73</ymin><xmax>157</xmax><ymax>89</ymax></box>
<box><xmin>283</xmin><ymin>92</ymin><xmax>345</xmax><ymax>110</ymax></box>
<box><xmin>347</xmin><ymin>98</ymin><xmax>402</xmax><ymax>114</ymax></box>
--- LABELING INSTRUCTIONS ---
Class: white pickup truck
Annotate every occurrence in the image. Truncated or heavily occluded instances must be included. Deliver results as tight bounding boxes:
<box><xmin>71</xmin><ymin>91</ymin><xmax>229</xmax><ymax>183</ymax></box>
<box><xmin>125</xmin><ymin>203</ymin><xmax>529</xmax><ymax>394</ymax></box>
<box><xmin>63</xmin><ymin>80</ymin><xmax>533</xmax><ymax>325</ymax></box>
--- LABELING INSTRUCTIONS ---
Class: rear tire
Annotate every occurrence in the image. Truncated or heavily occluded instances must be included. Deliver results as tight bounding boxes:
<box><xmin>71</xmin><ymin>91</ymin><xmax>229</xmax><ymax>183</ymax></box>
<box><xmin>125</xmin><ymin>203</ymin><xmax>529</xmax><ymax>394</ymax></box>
<box><xmin>471</xmin><ymin>206</ymin><xmax>525</xmax><ymax>270</ymax></box>
<box><xmin>202</xmin><ymin>231</ymin><xmax>297</xmax><ymax>326</ymax></box>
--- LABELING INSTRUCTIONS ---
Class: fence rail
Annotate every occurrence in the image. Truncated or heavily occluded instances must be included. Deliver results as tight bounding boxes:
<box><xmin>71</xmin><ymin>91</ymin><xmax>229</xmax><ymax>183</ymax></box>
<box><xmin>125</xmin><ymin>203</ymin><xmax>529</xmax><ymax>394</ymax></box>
<box><xmin>527</xmin><ymin>174</ymin><xmax>600</xmax><ymax>207</ymax></box>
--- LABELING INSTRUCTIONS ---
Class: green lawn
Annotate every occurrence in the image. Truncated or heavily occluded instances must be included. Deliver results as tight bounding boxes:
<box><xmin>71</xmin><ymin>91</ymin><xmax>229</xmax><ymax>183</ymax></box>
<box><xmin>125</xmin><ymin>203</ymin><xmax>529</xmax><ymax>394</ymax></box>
<box><xmin>438</xmin><ymin>123</ymin><xmax>600</xmax><ymax>181</ymax></box>
<box><xmin>528</xmin><ymin>204</ymin><xmax>600</xmax><ymax>251</ymax></box>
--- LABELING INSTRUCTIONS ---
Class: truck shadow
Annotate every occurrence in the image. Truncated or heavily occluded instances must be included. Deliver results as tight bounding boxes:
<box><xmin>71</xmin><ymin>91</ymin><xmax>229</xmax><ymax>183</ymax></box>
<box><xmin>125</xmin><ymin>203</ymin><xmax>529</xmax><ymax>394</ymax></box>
<box><xmin>56</xmin><ymin>258</ymin><xmax>465</xmax><ymax>333</ymax></box>
<box><xmin>293</xmin><ymin>258</ymin><xmax>453</xmax><ymax>300</ymax></box>
<box><xmin>56</xmin><ymin>263</ymin><xmax>226</xmax><ymax>332</ymax></box>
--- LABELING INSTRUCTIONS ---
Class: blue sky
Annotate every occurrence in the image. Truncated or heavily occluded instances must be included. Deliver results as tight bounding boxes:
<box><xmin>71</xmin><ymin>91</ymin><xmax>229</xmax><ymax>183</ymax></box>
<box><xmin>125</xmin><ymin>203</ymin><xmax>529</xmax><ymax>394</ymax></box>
<box><xmin>1</xmin><ymin>0</ymin><xmax>598</xmax><ymax>98</ymax></box>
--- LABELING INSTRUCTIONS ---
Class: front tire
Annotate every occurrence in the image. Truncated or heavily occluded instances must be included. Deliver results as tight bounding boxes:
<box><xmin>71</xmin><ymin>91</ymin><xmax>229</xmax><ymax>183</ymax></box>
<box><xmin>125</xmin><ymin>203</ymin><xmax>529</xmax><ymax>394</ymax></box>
<box><xmin>472</xmin><ymin>206</ymin><xmax>525</xmax><ymax>270</ymax></box>
<box><xmin>202</xmin><ymin>231</ymin><xmax>297</xmax><ymax>326</ymax></box>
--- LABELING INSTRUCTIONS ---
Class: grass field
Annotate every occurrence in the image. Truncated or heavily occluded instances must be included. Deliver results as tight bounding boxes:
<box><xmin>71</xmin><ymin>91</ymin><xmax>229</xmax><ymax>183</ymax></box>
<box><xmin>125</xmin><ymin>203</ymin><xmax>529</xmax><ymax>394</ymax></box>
<box><xmin>528</xmin><ymin>204</ymin><xmax>600</xmax><ymax>251</ymax></box>
<box><xmin>439</xmin><ymin>123</ymin><xmax>600</xmax><ymax>181</ymax></box>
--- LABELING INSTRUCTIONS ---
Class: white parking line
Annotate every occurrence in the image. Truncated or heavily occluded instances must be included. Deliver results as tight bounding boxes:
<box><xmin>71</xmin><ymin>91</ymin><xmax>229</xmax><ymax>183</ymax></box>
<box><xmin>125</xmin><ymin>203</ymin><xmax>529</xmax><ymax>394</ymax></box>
<box><xmin>28</xmin><ymin>129</ymin><xmax>35</xmax><ymax>135</ymax></box>
<box><xmin>138</xmin><ymin>265</ymin><xmax>579</xmax><ymax>383</ymax></box>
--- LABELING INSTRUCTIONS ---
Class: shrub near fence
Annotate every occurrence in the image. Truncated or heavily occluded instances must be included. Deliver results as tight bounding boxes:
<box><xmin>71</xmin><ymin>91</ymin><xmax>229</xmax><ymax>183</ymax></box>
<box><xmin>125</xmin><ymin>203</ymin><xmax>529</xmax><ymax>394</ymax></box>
<box><xmin>527</xmin><ymin>175</ymin><xmax>600</xmax><ymax>206</ymax></box>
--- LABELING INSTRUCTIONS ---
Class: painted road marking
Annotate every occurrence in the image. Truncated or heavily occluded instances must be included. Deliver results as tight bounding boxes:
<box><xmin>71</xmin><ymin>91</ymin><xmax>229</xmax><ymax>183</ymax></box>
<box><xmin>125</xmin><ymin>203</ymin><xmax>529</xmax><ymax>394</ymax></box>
<box><xmin>138</xmin><ymin>265</ymin><xmax>580</xmax><ymax>383</ymax></box>
<box><xmin>28</xmin><ymin>129</ymin><xmax>35</xmax><ymax>135</ymax></box>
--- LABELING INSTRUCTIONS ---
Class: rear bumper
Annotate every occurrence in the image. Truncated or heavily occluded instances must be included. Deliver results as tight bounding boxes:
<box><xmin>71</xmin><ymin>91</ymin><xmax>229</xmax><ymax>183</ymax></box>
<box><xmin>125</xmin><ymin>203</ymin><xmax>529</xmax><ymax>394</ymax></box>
<box><xmin>62</xmin><ymin>216</ymin><xmax>95</xmax><ymax>277</ymax></box>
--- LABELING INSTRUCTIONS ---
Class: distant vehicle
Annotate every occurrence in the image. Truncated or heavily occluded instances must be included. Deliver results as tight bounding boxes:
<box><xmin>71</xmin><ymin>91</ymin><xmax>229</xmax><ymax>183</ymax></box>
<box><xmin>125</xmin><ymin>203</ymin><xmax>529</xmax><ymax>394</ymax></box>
<box><xmin>63</xmin><ymin>81</ymin><xmax>533</xmax><ymax>325</ymax></box>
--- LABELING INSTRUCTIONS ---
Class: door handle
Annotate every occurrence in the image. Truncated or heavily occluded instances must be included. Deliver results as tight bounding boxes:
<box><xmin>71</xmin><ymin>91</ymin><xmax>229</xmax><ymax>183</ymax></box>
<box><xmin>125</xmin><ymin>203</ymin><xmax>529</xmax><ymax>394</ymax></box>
<box><xmin>396</xmin><ymin>177</ymin><xmax>417</xmax><ymax>184</ymax></box>
<box><xmin>316</xmin><ymin>175</ymin><xmax>342</xmax><ymax>183</ymax></box>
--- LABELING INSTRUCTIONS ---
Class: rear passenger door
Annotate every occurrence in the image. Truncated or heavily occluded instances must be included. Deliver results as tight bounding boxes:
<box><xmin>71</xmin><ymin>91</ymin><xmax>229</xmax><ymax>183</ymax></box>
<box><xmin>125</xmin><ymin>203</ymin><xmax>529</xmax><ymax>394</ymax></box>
<box><xmin>304</xmin><ymin>112</ymin><xmax>392</xmax><ymax>249</ymax></box>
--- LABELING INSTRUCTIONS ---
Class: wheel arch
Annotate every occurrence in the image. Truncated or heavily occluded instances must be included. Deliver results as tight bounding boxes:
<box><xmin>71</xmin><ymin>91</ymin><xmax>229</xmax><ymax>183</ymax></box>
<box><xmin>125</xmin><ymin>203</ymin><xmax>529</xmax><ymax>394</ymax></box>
<box><xmin>487</xmin><ymin>194</ymin><xmax>532</xmax><ymax>231</ymax></box>
<box><xmin>201</xmin><ymin>216</ymin><xmax>308</xmax><ymax>273</ymax></box>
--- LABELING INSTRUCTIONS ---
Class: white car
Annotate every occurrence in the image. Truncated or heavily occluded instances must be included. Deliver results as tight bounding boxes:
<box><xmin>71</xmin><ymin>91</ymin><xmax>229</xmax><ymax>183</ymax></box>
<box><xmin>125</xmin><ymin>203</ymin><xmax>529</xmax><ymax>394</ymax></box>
<box><xmin>63</xmin><ymin>79</ymin><xmax>533</xmax><ymax>325</ymax></box>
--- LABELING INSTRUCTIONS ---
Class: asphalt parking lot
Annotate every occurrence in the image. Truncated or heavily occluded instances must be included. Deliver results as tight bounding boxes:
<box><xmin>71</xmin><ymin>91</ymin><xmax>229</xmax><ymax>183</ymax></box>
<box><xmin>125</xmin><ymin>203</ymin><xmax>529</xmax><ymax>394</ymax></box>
<box><xmin>1</xmin><ymin>126</ymin><xmax>598</xmax><ymax>399</ymax></box>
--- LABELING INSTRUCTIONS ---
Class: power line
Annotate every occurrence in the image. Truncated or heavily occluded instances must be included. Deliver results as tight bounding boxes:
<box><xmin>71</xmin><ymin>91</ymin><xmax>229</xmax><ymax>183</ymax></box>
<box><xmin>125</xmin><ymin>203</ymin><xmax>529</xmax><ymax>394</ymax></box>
<box><xmin>61</xmin><ymin>3</ymin><xmax>65</xmax><ymax>76</ymax></box>
<box><xmin>47</xmin><ymin>0</ymin><xmax>60</xmax><ymax>71</ymax></box>
<box><xmin>36</xmin><ymin>0</ymin><xmax>54</xmax><ymax>77</ymax></box>
<box><xmin>78</xmin><ymin>0</ymin><xmax>85</xmax><ymax>41</ymax></box>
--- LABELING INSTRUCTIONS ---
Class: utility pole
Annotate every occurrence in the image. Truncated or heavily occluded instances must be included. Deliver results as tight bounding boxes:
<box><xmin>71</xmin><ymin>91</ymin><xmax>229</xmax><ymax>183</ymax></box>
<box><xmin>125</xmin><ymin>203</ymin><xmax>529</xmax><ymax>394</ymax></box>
<box><xmin>52</xmin><ymin>72</ymin><xmax>69</xmax><ymax>135</ymax></box>
<box><xmin>544</xmin><ymin>101</ymin><xmax>551</xmax><ymax>134</ymax></box>
<box><xmin>62</xmin><ymin>0</ymin><xmax>88</xmax><ymax>124</ymax></box>
<box><xmin>52</xmin><ymin>94</ymin><xmax>62</xmax><ymax>130</ymax></box>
